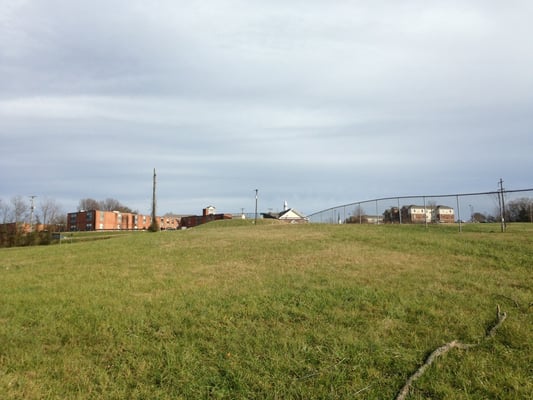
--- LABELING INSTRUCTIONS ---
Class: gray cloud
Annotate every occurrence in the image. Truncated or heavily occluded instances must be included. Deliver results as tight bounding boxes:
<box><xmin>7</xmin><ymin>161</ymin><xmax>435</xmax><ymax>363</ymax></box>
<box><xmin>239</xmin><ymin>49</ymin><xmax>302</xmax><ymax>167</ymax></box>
<box><xmin>1</xmin><ymin>1</ymin><xmax>532</xmax><ymax>216</ymax></box>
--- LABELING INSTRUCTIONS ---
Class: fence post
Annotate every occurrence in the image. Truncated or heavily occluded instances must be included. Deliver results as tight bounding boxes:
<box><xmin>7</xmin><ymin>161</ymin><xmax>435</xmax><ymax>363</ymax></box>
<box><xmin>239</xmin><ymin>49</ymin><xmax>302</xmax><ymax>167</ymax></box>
<box><xmin>423</xmin><ymin>196</ymin><xmax>427</xmax><ymax>228</ymax></box>
<box><xmin>456</xmin><ymin>195</ymin><xmax>462</xmax><ymax>233</ymax></box>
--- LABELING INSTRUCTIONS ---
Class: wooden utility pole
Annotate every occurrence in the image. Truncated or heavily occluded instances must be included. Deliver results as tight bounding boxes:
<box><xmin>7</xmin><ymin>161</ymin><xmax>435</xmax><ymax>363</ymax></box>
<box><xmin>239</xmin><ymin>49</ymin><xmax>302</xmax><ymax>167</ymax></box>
<box><xmin>150</xmin><ymin>168</ymin><xmax>159</xmax><ymax>231</ymax></box>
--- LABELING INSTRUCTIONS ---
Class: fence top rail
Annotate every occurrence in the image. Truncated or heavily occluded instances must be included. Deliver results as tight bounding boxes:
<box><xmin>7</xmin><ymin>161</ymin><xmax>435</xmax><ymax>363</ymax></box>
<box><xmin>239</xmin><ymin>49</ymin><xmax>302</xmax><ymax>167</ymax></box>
<box><xmin>307</xmin><ymin>187</ymin><xmax>533</xmax><ymax>218</ymax></box>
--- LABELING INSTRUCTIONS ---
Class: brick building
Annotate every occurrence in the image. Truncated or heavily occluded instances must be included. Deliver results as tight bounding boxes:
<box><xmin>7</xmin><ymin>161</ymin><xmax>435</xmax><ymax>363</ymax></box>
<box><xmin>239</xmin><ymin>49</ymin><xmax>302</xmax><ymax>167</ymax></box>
<box><xmin>180</xmin><ymin>206</ymin><xmax>232</xmax><ymax>228</ymax></box>
<box><xmin>0</xmin><ymin>222</ymin><xmax>47</xmax><ymax>234</ymax></box>
<box><xmin>67</xmin><ymin>210</ymin><xmax>180</xmax><ymax>231</ymax></box>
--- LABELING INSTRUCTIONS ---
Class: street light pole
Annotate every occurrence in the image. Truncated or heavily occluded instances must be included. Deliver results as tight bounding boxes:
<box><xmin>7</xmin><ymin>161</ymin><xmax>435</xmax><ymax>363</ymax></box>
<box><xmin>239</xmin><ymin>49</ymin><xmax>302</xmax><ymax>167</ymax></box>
<box><xmin>254</xmin><ymin>189</ymin><xmax>258</xmax><ymax>224</ymax></box>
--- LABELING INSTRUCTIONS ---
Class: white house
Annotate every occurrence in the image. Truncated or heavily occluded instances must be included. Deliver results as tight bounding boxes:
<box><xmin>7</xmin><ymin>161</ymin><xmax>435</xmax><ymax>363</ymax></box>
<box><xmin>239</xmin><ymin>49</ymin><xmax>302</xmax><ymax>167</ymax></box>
<box><xmin>434</xmin><ymin>206</ymin><xmax>455</xmax><ymax>223</ymax></box>
<box><xmin>262</xmin><ymin>202</ymin><xmax>308</xmax><ymax>223</ymax></box>
<box><xmin>278</xmin><ymin>208</ymin><xmax>308</xmax><ymax>223</ymax></box>
<box><xmin>401</xmin><ymin>205</ymin><xmax>455</xmax><ymax>223</ymax></box>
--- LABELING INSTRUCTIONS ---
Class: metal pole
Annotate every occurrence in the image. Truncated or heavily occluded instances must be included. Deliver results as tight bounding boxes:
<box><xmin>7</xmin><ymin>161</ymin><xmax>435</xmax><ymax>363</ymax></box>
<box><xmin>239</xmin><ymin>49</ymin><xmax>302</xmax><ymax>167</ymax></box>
<box><xmin>398</xmin><ymin>197</ymin><xmax>402</xmax><ymax>224</ymax></box>
<box><xmin>152</xmin><ymin>168</ymin><xmax>157</xmax><ymax>230</ymax></box>
<box><xmin>423</xmin><ymin>196</ymin><xmax>427</xmax><ymax>228</ymax></box>
<box><xmin>499</xmin><ymin>178</ymin><xmax>506</xmax><ymax>232</ymax></box>
<box><xmin>254</xmin><ymin>189</ymin><xmax>258</xmax><ymax>224</ymax></box>
<box><xmin>501</xmin><ymin>180</ymin><xmax>506</xmax><ymax>231</ymax></box>
<box><xmin>456</xmin><ymin>195</ymin><xmax>462</xmax><ymax>233</ymax></box>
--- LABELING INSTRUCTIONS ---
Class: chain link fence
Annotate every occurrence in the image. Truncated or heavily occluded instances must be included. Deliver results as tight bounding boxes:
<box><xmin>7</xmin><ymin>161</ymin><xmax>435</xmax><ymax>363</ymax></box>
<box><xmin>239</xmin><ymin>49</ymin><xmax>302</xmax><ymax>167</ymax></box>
<box><xmin>308</xmin><ymin>188</ymin><xmax>533</xmax><ymax>230</ymax></box>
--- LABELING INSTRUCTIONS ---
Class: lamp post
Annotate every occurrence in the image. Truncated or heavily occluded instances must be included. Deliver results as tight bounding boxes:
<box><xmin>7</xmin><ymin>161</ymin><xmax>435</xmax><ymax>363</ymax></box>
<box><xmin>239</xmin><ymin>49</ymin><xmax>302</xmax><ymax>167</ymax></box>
<box><xmin>254</xmin><ymin>189</ymin><xmax>258</xmax><ymax>224</ymax></box>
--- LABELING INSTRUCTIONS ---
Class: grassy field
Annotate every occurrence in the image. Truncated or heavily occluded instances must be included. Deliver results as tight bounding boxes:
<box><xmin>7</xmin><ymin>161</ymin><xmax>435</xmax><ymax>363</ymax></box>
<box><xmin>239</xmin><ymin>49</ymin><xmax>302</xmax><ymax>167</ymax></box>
<box><xmin>1</xmin><ymin>222</ymin><xmax>532</xmax><ymax>399</ymax></box>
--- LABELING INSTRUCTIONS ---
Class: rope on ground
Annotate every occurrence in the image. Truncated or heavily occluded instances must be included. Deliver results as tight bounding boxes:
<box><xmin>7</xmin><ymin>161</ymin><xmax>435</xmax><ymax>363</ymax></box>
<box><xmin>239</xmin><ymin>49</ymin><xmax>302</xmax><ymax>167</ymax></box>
<box><xmin>394</xmin><ymin>305</ymin><xmax>507</xmax><ymax>400</ymax></box>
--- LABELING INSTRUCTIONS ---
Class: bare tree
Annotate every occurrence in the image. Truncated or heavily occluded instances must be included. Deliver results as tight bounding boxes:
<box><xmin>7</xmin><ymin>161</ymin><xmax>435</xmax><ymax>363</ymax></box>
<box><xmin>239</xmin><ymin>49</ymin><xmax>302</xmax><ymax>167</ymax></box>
<box><xmin>78</xmin><ymin>198</ymin><xmax>100</xmax><ymax>211</ymax></box>
<box><xmin>100</xmin><ymin>198</ymin><xmax>118</xmax><ymax>211</ymax></box>
<box><xmin>78</xmin><ymin>197</ymin><xmax>134</xmax><ymax>213</ymax></box>
<box><xmin>0</xmin><ymin>198</ymin><xmax>10</xmax><ymax>224</ymax></box>
<box><xmin>11</xmin><ymin>195</ymin><xmax>28</xmax><ymax>224</ymax></box>
<box><xmin>39</xmin><ymin>197</ymin><xmax>63</xmax><ymax>225</ymax></box>
<box><xmin>347</xmin><ymin>205</ymin><xmax>367</xmax><ymax>224</ymax></box>
<box><xmin>100</xmin><ymin>198</ymin><xmax>133</xmax><ymax>213</ymax></box>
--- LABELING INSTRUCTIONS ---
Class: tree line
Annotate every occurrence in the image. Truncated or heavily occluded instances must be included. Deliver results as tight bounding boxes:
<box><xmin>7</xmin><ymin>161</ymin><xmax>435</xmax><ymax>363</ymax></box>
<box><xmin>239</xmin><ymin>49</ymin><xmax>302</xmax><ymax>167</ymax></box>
<box><xmin>462</xmin><ymin>197</ymin><xmax>532</xmax><ymax>223</ymax></box>
<box><xmin>0</xmin><ymin>196</ymin><xmax>137</xmax><ymax>247</ymax></box>
<box><xmin>0</xmin><ymin>196</ymin><xmax>138</xmax><ymax>227</ymax></box>
<box><xmin>77</xmin><ymin>198</ymin><xmax>137</xmax><ymax>214</ymax></box>
<box><xmin>350</xmin><ymin>198</ymin><xmax>533</xmax><ymax>224</ymax></box>
<box><xmin>504</xmin><ymin>197</ymin><xmax>533</xmax><ymax>223</ymax></box>
<box><xmin>0</xmin><ymin>195</ymin><xmax>65</xmax><ymax>226</ymax></box>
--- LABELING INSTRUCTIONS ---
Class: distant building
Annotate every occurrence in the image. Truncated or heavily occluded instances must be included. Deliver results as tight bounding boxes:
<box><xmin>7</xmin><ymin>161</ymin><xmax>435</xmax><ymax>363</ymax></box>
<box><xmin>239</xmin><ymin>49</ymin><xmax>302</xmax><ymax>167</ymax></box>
<box><xmin>402</xmin><ymin>205</ymin><xmax>431</xmax><ymax>224</ymax></box>
<box><xmin>262</xmin><ymin>202</ymin><xmax>308</xmax><ymax>223</ymax></box>
<box><xmin>400</xmin><ymin>205</ymin><xmax>455</xmax><ymax>224</ymax></box>
<box><xmin>278</xmin><ymin>208</ymin><xmax>308</xmax><ymax>223</ymax></box>
<box><xmin>365</xmin><ymin>215</ymin><xmax>384</xmax><ymax>224</ymax></box>
<box><xmin>204</xmin><ymin>206</ymin><xmax>216</xmax><ymax>215</ymax></box>
<box><xmin>180</xmin><ymin>207</ymin><xmax>232</xmax><ymax>228</ymax></box>
<box><xmin>434</xmin><ymin>205</ymin><xmax>455</xmax><ymax>223</ymax></box>
<box><xmin>158</xmin><ymin>214</ymin><xmax>182</xmax><ymax>230</ymax></box>
<box><xmin>0</xmin><ymin>222</ymin><xmax>47</xmax><ymax>234</ymax></box>
<box><xmin>67</xmin><ymin>210</ymin><xmax>180</xmax><ymax>231</ymax></box>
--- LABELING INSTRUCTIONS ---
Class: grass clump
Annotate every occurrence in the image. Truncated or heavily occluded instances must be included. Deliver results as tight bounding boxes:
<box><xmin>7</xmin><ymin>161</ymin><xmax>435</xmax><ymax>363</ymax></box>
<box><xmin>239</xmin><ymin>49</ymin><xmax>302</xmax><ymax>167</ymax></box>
<box><xmin>1</xmin><ymin>223</ymin><xmax>532</xmax><ymax>399</ymax></box>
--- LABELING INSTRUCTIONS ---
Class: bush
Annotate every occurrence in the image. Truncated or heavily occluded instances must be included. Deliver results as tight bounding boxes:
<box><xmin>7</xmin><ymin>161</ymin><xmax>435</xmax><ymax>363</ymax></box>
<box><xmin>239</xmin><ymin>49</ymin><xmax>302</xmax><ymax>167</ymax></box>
<box><xmin>0</xmin><ymin>230</ymin><xmax>53</xmax><ymax>248</ymax></box>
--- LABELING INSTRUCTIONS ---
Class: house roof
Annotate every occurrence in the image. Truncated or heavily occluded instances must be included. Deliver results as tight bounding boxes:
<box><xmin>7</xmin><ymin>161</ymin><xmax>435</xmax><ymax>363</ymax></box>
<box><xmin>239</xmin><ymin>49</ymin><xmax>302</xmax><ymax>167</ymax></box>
<box><xmin>278</xmin><ymin>208</ymin><xmax>307</xmax><ymax>220</ymax></box>
<box><xmin>405</xmin><ymin>205</ymin><xmax>453</xmax><ymax>210</ymax></box>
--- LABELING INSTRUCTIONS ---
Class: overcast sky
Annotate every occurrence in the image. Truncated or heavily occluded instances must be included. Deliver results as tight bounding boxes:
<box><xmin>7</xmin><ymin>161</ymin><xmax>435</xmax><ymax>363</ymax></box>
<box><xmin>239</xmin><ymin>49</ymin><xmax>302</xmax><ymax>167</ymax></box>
<box><xmin>1</xmin><ymin>1</ymin><xmax>532</xmax><ymax>216</ymax></box>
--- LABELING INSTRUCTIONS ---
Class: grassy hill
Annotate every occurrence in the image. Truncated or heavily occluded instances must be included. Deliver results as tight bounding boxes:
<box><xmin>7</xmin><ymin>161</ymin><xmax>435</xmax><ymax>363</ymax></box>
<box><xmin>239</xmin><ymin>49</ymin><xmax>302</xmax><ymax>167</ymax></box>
<box><xmin>1</xmin><ymin>222</ymin><xmax>532</xmax><ymax>399</ymax></box>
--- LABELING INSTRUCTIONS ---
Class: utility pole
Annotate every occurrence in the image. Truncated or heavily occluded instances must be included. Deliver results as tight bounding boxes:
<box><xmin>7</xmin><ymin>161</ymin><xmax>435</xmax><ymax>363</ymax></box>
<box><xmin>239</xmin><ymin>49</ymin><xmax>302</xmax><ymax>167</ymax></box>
<box><xmin>254</xmin><ymin>189</ymin><xmax>258</xmax><ymax>224</ymax></box>
<box><xmin>498</xmin><ymin>178</ymin><xmax>506</xmax><ymax>232</ymax></box>
<box><xmin>151</xmin><ymin>168</ymin><xmax>158</xmax><ymax>231</ymax></box>
<box><xmin>29</xmin><ymin>195</ymin><xmax>37</xmax><ymax>233</ymax></box>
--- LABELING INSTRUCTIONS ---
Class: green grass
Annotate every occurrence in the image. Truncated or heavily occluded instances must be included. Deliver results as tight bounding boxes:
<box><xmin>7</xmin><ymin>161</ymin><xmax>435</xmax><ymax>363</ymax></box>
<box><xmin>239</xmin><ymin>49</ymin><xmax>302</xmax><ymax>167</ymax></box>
<box><xmin>1</xmin><ymin>222</ymin><xmax>532</xmax><ymax>399</ymax></box>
